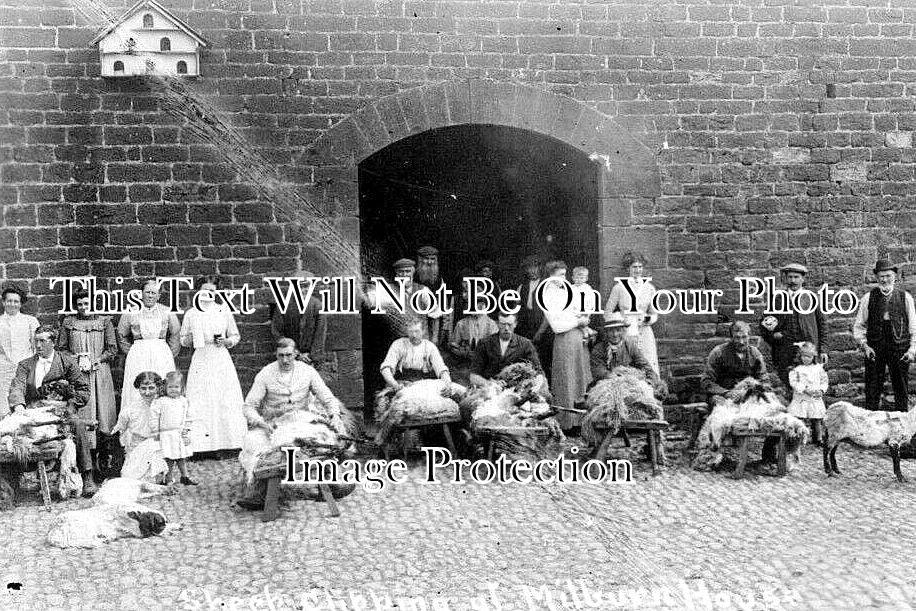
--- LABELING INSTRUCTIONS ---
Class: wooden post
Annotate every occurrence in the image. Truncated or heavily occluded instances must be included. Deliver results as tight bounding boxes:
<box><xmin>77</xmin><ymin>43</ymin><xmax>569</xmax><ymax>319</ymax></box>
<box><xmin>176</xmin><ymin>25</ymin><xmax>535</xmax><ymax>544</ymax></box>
<box><xmin>261</xmin><ymin>478</ymin><xmax>281</xmax><ymax>522</ymax></box>
<box><xmin>733</xmin><ymin>437</ymin><xmax>750</xmax><ymax>479</ymax></box>
<box><xmin>777</xmin><ymin>435</ymin><xmax>787</xmax><ymax>476</ymax></box>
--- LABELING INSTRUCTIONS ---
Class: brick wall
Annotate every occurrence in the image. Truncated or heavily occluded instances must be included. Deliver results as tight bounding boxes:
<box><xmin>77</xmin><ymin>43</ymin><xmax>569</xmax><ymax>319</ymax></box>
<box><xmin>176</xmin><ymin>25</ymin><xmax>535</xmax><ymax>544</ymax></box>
<box><xmin>2</xmin><ymin>0</ymin><xmax>916</xmax><ymax>406</ymax></box>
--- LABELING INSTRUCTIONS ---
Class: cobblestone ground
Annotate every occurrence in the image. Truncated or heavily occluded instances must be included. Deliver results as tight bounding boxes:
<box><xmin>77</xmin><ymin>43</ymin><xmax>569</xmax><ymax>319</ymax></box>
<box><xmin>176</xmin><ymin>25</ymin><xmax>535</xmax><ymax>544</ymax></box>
<box><xmin>2</xmin><ymin>438</ymin><xmax>916</xmax><ymax>611</ymax></box>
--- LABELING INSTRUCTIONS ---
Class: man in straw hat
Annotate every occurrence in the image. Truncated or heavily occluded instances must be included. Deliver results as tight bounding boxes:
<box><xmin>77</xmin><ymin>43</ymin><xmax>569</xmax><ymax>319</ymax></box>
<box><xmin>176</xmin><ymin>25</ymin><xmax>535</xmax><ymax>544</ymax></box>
<box><xmin>758</xmin><ymin>262</ymin><xmax>826</xmax><ymax>396</ymax></box>
<box><xmin>589</xmin><ymin>312</ymin><xmax>658</xmax><ymax>388</ymax></box>
<box><xmin>853</xmin><ymin>258</ymin><xmax>916</xmax><ymax>411</ymax></box>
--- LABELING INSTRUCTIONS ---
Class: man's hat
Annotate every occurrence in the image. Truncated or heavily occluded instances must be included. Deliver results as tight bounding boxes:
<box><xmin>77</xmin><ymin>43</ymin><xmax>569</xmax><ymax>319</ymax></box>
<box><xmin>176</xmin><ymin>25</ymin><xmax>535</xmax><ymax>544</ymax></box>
<box><xmin>602</xmin><ymin>312</ymin><xmax>628</xmax><ymax>329</ymax></box>
<box><xmin>416</xmin><ymin>246</ymin><xmax>439</xmax><ymax>257</ymax></box>
<box><xmin>780</xmin><ymin>263</ymin><xmax>808</xmax><ymax>275</ymax></box>
<box><xmin>874</xmin><ymin>259</ymin><xmax>898</xmax><ymax>274</ymax></box>
<box><xmin>393</xmin><ymin>258</ymin><xmax>416</xmax><ymax>271</ymax></box>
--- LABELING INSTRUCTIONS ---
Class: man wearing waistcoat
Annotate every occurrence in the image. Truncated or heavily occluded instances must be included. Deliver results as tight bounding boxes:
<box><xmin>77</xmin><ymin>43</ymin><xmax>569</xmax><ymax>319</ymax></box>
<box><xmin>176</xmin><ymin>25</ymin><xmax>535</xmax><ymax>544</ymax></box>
<box><xmin>853</xmin><ymin>259</ymin><xmax>916</xmax><ymax>411</ymax></box>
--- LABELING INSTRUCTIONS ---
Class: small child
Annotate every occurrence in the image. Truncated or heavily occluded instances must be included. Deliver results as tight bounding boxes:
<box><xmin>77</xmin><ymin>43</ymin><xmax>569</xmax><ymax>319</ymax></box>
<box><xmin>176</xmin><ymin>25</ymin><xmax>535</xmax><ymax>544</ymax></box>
<box><xmin>788</xmin><ymin>342</ymin><xmax>829</xmax><ymax>444</ymax></box>
<box><xmin>571</xmin><ymin>266</ymin><xmax>598</xmax><ymax>345</ymax></box>
<box><xmin>151</xmin><ymin>371</ymin><xmax>197</xmax><ymax>486</ymax></box>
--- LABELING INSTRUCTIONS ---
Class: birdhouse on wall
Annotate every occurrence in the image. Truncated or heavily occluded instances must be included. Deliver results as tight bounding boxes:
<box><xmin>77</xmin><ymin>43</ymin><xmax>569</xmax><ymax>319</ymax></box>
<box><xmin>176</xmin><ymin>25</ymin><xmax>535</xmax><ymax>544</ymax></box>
<box><xmin>91</xmin><ymin>0</ymin><xmax>208</xmax><ymax>78</ymax></box>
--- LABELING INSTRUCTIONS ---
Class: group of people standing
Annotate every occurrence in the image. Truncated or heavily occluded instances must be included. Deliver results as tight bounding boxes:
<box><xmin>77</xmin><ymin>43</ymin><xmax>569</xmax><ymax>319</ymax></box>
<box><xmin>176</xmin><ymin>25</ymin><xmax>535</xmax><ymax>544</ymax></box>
<box><xmin>0</xmin><ymin>277</ymin><xmax>251</xmax><ymax>496</ymax></box>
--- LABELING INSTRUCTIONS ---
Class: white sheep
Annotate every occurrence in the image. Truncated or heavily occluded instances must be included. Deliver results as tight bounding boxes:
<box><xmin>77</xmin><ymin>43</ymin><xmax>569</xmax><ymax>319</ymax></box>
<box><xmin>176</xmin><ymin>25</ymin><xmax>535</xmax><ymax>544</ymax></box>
<box><xmin>823</xmin><ymin>401</ymin><xmax>916</xmax><ymax>482</ymax></box>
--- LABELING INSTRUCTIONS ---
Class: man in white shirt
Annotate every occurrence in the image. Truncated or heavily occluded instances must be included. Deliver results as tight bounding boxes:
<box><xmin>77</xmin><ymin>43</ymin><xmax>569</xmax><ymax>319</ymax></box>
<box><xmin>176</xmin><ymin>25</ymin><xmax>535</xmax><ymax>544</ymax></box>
<box><xmin>852</xmin><ymin>259</ymin><xmax>916</xmax><ymax>411</ymax></box>
<box><xmin>380</xmin><ymin>318</ymin><xmax>451</xmax><ymax>392</ymax></box>
<box><xmin>237</xmin><ymin>337</ymin><xmax>350</xmax><ymax>510</ymax></box>
<box><xmin>8</xmin><ymin>325</ymin><xmax>97</xmax><ymax>496</ymax></box>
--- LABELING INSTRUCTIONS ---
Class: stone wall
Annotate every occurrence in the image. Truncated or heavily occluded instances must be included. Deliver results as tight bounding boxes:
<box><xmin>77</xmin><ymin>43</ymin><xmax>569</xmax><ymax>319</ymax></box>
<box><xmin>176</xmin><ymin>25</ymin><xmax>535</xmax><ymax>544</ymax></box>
<box><xmin>3</xmin><ymin>0</ymin><xmax>916</xmax><ymax>405</ymax></box>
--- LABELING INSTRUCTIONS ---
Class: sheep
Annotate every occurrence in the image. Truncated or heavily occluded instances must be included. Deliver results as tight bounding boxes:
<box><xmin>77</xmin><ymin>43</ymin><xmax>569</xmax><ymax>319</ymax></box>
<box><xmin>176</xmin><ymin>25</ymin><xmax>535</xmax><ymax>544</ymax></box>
<box><xmin>823</xmin><ymin>401</ymin><xmax>916</xmax><ymax>483</ymax></box>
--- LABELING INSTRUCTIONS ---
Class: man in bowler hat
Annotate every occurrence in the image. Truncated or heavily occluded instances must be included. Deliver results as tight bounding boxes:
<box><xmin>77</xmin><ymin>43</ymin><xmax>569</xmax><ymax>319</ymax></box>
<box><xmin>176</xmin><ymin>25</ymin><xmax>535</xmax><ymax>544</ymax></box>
<box><xmin>853</xmin><ymin>259</ymin><xmax>916</xmax><ymax>411</ymax></box>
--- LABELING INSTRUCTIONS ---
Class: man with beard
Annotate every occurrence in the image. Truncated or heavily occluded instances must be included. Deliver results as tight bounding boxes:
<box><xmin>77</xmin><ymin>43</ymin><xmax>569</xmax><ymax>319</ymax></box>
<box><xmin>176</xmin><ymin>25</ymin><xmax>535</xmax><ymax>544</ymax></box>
<box><xmin>853</xmin><ymin>259</ymin><xmax>916</xmax><ymax>411</ymax></box>
<box><xmin>758</xmin><ymin>263</ymin><xmax>825</xmax><ymax>395</ymax></box>
<box><xmin>414</xmin><ymin>246</ymin><xmax>448</xmax><ymax>345</ymax></box>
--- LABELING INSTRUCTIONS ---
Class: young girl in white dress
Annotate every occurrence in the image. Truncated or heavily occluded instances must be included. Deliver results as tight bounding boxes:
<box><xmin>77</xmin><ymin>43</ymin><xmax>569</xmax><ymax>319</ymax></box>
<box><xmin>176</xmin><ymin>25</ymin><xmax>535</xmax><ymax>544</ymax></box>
<box><xmin>151</xmin><ymin>371</ymin><xmax>197</xmax><ymax>485</ymax></box>
<box><xmin>788</xmin><ymin>341</ymin><xmax>829</xmax><ymax>444</ymax></box>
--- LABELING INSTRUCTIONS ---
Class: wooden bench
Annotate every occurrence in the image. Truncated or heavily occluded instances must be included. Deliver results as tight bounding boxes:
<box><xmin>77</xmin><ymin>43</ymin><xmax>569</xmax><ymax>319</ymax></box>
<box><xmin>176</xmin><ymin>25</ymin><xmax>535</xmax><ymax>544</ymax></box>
<box><xmin>0</xmin><ymin>442</ymin><xmax>64</xmax><ymax>510</ymax></box>
<box><xmin>592</xmin><ymin>419</ymin><xmax>669</xmax><ymax>475</ymax></box>
<box><xmin>475</xmin><ymin>425</ymin><xmax>550</xmax><ymax>461</ymax></box>
<box><xmin>673</xmin><ymin>402</ymin><xmax>711</xmax><ymax>450</ymax></box>
<box><xmin>253</xmin><ymin>460</ymin><xmax>342</xmax><ymax>523</ymax></box>
<box><xmin>730</xmin><ymin>426</ymin><xmax>788</xmax><ymax>479</ymax></box>
<box><xmin>382</xmin><ymin>414</ymin><xmax>462</xmax><ymax>462</ymax></box>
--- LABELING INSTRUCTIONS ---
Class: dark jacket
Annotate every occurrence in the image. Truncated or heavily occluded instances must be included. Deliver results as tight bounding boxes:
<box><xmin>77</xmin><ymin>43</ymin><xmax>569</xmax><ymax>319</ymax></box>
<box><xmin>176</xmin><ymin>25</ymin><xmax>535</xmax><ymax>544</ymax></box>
<box><xmin>589</xmin><ymin>337</ymin><xmax>657</xmax><ymax>385</ymax></box>
<box><xmin>8</xmin><ymin>351</ymin><xmax>89</xmax><ymax>410</ymax></box>
<box><xmin>270</xmin><ymin>296</ymin><xmax>328</xmax><ymax>360</ymax></box>
<box><xmin>471</xmin><ymin>333</ymin><xmax>542</xmax><ymax>380</ymax></box>
<box><xmin>700</xmin><ymin>342</ymin><xmax>767</xmax><ymax>396</ymax></box>
<box><xmin>759</xmin><ymin>300</ymin><xmax>825</xmax><ymax>370</ymax></box>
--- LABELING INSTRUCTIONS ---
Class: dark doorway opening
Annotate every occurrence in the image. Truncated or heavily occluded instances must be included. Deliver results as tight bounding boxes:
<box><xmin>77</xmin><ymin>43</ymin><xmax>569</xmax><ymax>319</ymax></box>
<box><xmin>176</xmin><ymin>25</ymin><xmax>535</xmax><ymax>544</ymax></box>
<box><xmin>358</xmin><ymin>124</ymin><xmax>600</xmax><ymax>406</ymax></box>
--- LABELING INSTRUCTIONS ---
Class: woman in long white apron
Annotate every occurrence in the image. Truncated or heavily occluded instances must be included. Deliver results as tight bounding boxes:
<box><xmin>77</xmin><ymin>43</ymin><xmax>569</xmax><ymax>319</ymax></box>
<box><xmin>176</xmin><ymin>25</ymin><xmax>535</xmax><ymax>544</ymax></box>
<box><xmin>180</xmin><ymin>278</ymin><xmax>246</xmax><ymax>453</ymax></box>
<box><xmin>117</xmin><ymin>280</ymin><xmax>180</xmax><ymax>414</ymax></box>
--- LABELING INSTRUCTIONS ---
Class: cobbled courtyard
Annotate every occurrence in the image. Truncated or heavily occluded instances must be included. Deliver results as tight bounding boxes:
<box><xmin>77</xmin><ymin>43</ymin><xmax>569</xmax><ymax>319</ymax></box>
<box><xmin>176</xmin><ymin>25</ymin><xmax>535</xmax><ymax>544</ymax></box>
<box><xmin>2</xmin><ymin>441</ymin><xmax>916</xmax><ymax>611</ymax></box>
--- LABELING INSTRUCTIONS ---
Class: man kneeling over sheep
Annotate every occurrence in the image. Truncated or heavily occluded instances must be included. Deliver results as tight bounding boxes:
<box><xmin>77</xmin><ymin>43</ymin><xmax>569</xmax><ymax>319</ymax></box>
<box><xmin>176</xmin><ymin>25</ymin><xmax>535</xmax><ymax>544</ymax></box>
<box><xmin>701</xmin><ymin>321</ymin><xmax>781</xmax><ymax>475</ymax></box>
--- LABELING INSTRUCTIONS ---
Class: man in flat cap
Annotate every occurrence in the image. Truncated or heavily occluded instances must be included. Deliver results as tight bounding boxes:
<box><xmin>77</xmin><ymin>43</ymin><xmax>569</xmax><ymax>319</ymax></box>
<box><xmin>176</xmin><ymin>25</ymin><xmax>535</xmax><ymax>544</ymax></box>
<box><xmin>414</xmin><ymin>246</ymin><xmax>448</xmax><ymax>346</ymax></box>
<box><xmin>853</xmin><ymin>259</ymin><xmax>916</xmax><ymax>411</ymax></box>
<box><xmin>759</xmin><ymin>262</ymin><xmax>826</xmax><ymax>396</ymax></box>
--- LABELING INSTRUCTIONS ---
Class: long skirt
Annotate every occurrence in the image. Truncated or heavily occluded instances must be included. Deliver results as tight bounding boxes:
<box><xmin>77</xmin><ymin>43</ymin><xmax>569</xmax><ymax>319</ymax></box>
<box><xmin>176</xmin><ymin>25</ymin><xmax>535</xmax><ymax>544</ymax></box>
<box><xmin>121</xmin><ymin>437</ymin><xmax>168</xmax><ymax>483</ymax></box>
<box><xmin>551</xmin><ymin>329</ymin><xmax>592</xmax><ymax>429</ymax></box>
<box><xmin>636</xmin><ymin>325</ymin><xmax>660</xmax><ymax>377</ymax></box>
<box><xmin>186</xmin><ymin>345</ymin><xmax>246</xmax><ymax>452</ymax></box>
<box><xmin>84</xmin><ymin>363</ymin><xmax>117</xmax><ymax>447</ymax></box>
<box><xmin>0</xmin><ymin>356</ymin><xmax>18</xmax><ymax>417</ymax></box>
<box><xmin>120</xmin><ymin>339</ymin><xmax>175</xmax><ymax>413</ymax></box>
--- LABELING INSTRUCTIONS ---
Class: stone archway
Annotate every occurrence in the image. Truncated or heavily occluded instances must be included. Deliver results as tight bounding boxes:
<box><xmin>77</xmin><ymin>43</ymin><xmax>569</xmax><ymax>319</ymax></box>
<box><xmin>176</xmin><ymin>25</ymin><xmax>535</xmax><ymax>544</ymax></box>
<box><xmin>299</xmin><ymin>79</ymin><xmax>663</xmax><ymax>407</ymax></box>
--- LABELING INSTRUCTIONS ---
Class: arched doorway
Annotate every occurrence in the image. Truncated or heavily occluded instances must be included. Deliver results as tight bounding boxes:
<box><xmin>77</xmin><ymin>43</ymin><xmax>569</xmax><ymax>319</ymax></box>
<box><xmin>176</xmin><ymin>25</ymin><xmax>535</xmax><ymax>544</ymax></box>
<box><xmin>298</xmin><ymin>79</ymin><xmax>662</xmax><ymax>409</ymax></box>
<box><xmin>358</xmin><ymin>124</ymin><xmax>601</xmax><ymax>406</ymax></box>
<box><xmin>359</xmin><ymin>124</ymin><xmax>600</xmax><ymax>289</ymax></box>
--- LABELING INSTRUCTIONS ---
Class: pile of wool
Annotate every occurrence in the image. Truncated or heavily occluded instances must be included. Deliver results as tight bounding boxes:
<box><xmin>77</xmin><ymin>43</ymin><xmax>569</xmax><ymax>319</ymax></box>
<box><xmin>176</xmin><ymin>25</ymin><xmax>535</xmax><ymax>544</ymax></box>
<box><xmin>374</xmin><ymin>380</ymin><xmax>466</xmax><ymax>446</ymax></box>
<box><xmin>56</xmin><ymin>438</ymin><xmax>82</xmax><ymax>500</ymax></box>
<box><xmin>0</xmin><ymin>402</ymin><xmax>67</xmax><ymax>444</ymax></box>
<box><xmin>0</xmin><ymin>434</ymin><xmax>33</xmax><ymax>464</ymax></box>
<box><xmin>692</xmin><ymin>377</ymin><xmax>810</xmax><ymax>471</ymax></box>
<box><xmin>465</xmin><ymin>381</ymin><xmax>556</xmax><ymax>431</ymax></box>
<box><xmin>582</xmin><ymin>367</ymin><xmax>664</xmax><ymax>445</ymax></box>
<box><xmin>494</xmin><ymin>362</ymin><xmax>552</xmax><ymax>402</ymax></box>
<box><xmin>239</xmin><ymin>410</ymin><xmax>352</xmax><ymax>484</ymax></box>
